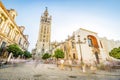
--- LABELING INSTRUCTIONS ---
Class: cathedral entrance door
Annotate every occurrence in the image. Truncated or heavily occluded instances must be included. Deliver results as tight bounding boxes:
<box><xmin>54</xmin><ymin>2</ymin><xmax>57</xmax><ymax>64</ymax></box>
<box><xmin>95</xmin><ymin>52</ymin><xmax>99</xmax><ymax>64</ymax></box>
<box><xmin>73</xmin><ymin>53</ymin><xmax>76</xmax><ymax>59</ymax></box>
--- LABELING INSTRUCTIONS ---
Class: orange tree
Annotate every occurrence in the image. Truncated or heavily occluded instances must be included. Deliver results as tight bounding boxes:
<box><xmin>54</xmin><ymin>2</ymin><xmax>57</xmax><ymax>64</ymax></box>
<box><xmin>7</xmin><ymin>44</ymin><xmax>23</xmax><ymax>58</ymax></box>
<box><xmin>24</xmin><ymin>50</ymin><xmax>32</xmax><ymax>59</ymax></box>
<box><xmin>109</xmin><ymin>47</ymin><xmax>120</xmax><ymax>59</ymax></box>
<box><xmin>54</xmin><ymin>49</ymin><xmax>64</xmax><ymax>66</ymax></box>
<box><xmin>42</xmin><ymin>53</ymin><xmax>51</xmax><ymax>60</ymax></box>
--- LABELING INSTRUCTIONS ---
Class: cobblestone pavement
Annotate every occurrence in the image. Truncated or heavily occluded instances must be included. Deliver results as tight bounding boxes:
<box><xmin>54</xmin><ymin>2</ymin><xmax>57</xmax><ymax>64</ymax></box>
<box><xmin>0</xmin><ymin>60</ymin><xmax>120</xmax><ymax>80</ymax></box>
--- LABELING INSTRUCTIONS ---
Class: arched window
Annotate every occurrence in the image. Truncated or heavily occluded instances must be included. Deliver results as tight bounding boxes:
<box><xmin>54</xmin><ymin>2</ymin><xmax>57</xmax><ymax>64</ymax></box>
<box><xmin>88</xmin><ymin>38</ymin><xmax>93</xmax><ymax>47</ymax></box>
<box><xmin>43</xmin><ymin>39</ymin><xmax>45</xmax><ymax>42</ymax></box>
<box><xmin>43</xmin><ymin>44</ymin><xmax>44</xmax><ymax>47</ymax></box>
<box><xmin>73</xmin><ymin>53</ymin><xmax>76</xmax><ymax>59</ymax></box>
<box><xmin>45</xmin><ymin>18</ymin><xmax>47</xmax><ymax>22</ymax></box>
<box><xmin>42</xmin><ymin>48</ymin><xmax>44</xmax><ymax>53</ymax></box>
<box><xmin>87</xmin><ymin>35</ymin><xmax>99</xmax><ymax>48</ymax></box>
<box><xmin>1</xmin><ymin>41</ymin><xmax>6</xmax><ymax>48</ymax></box>
<box><xmin>71</xmin><ymin>41</ymin><xmax>75</xmax><ymax>48</ymax></box>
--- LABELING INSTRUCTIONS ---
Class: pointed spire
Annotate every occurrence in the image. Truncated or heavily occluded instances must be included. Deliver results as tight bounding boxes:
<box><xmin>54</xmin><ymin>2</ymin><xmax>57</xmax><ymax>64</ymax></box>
<box><xmin>44</xmin><ymin>7</ymin><xmax>48</xmax><ymax>16</ymax></box>
<box><xmin>45</xmin><ymin>7</ymin><xmax>48</xmax><ymax>11</ymax></box>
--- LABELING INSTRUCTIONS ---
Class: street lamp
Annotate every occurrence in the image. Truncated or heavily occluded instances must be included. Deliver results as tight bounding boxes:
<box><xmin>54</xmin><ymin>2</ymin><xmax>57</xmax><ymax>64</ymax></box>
<box><xmin>77</xmin><ymin>35</ymin><xmax>86</xmax><ymax>63</ymax></box>
<box><xmin>73</xmin><ymin>35</ymin><xmax>86</xmax><ymax>71</ymax></box>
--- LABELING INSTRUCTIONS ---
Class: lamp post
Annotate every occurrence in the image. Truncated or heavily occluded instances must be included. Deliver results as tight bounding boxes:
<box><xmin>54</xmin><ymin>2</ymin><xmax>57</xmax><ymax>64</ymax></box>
<box><xmin>77</xmin><ymin>35</ymin><xmax>86</xmax><ymax>63</ymax></box>
<box><xmin>73</xmin><ymin>35</ymin><xmax>86</xmax><ymax>71</ymax></box>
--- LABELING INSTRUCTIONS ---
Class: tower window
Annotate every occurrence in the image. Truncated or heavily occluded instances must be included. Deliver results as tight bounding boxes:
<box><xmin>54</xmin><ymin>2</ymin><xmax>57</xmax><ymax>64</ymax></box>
<box><xmin>45</xmin><ymin>18</ymin><xmax>47</xmax><ymax>22</ymax></box>
<box><xmin>43</xmin><ymin>39</ymin><xmax>45</xmax><ymax>42</ymax></box>
<box><xmin>44</xmin><ymin>26</ymin><xmax>46</xmax><ymax>30</ymax></box>
<box><xmin>71</xmin><ymin>41</ymin><xmax>75</xmax><ymax>48</ymax></box>
<box><xmin>44</xmin><ymin>28</ymin><xmax>46</xmax><ymax>34</ymax></box>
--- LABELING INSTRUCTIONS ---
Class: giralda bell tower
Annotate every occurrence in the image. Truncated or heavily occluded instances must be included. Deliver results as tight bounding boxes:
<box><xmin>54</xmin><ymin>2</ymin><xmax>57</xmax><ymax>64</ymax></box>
<box><xmin>36</xmin><ymin>7</ymin><xmax>52</xmax><ymax>56</ymax></box>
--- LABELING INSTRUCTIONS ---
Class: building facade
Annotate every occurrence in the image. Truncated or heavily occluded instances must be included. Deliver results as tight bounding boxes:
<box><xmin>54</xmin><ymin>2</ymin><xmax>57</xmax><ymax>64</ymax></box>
<box><xmin>51</xmin><ymin>37</ymin><xmax>78</xmax><ymax>60</ymax></box>
<box><xmin>52</xmin><ymin>28</ymin><xmax>120</xmax><ymax>64</ymax></box>
<box><xmin>100</xmin><ymin>37</ymin><xmax>120</xmax><ymax>58</ymax></box>
<box><xmin>0</xmin><ymin>1</ymin><xmax>29</xmax><ymax>57</ymax></box>
<box><xmin>73</xmin><ymin>28</ymin><xmax>105</xmax><ymax>64</ymax></box>
<box><xmin>35</xmin><ymin>7</ymin><xmax>52</xmax><ymax>56</ymax></box>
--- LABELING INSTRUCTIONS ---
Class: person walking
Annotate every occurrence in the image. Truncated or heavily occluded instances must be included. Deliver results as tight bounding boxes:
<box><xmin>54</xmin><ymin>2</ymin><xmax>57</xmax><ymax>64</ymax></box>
<box><xmin>60</xmin><ymin>59</ymin><xmax>64</xmax><ymax>70</ymax></box>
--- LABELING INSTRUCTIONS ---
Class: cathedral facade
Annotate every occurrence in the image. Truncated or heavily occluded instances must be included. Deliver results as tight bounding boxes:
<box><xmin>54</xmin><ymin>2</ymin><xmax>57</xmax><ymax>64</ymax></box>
<box><xmin>51</xmin><ymin>28</ymin><xmax>120</xmax><ymax>64</ymax></box>
<box><xmin>34</xmin><ymin>7</ymin><xmax>120</xmax><ymax>64</ymax></box>
<box><xmin>35</xmin><ymin>8</ymin><xmax>52</xmax><ymax>56</ymax></box>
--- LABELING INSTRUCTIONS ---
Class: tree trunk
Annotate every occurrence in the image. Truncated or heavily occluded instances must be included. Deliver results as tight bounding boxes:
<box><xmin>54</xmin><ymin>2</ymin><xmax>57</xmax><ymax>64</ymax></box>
<box><xmin>56</xmin><ymin>58</ymin><xmax>58</xmax><ymax>67</ymax></box>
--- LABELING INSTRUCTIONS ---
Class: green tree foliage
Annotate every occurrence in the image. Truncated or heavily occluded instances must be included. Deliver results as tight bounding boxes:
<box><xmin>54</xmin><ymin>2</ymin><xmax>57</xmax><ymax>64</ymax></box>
<box><xmin>24</xmin><ymin>50</ymin><xmax>32</xmax><ymax>59</ymax></box>
<box><xmin>54</xmin><ymin>49</ymin><xmax>64</xmax><ymax>59</ymax></box>
<box><xmin>109</xmin><ymin>47</ymin><xmax>120</xmax><ymax>59</ymax></box>
<box><xmin>54</xmin><ymin>49</ymin><xmax>64</xmax><ymax>67</ymax></box>
<box><xmin>42</xmin><ymin>53</ymin><xmax>51</xmax><ymax>60</ymax></box>
<box><xmin>7</xmin><ymin>44</ymin><xmax>23</xmax><ymax>58</ymax></box>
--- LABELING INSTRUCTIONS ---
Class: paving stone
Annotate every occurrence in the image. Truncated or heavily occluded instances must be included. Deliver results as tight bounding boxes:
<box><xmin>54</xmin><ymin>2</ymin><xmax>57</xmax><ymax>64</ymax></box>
<box><xmin>0</xmin><ymin>61</ymin><xmax>120</xmax><ymax>80</ymax></box>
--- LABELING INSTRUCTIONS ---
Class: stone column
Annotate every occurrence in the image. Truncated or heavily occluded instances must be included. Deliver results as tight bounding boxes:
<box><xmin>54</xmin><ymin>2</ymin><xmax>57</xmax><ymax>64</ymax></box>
<box><xmin>9</xmin><ymin>26</ymin><xmax>14</xmax><ymax>40</ymax></box>
<box><xmin>14</xmin><ymin>31</ymin><xmax>18</xmax><ymax>42</ymax></box>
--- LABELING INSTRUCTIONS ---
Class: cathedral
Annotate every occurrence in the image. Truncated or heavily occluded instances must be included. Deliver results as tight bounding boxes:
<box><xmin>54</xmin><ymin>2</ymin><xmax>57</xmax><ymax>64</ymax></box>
<box><xmin>35</xmin><ymin>7</ymin><xmax>52</xmax><ymax>56</ymax></box>
<box><xmin>51</xmin><ymin>28</ymin><xmax>120</xmax><ymax>64</ymax></box>
<box><xmin>33</xmin><ymin>7</ymin><xmax>120</xmax><ymax>64</ymax></box>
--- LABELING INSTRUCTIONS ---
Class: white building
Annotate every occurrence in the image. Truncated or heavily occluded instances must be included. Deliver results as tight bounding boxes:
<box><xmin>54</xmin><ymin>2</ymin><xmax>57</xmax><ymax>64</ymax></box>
<box><xmin>72</xmin><ymin>28</ymin><xmax>120</xmax><ymax>64</ymax></box>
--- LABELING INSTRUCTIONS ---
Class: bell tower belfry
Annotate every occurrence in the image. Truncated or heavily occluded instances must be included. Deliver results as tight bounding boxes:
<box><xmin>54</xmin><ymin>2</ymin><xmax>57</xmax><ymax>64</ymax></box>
<box><xmin>36</xmin><ymin>7</ymin><xmax>52</xmax><ymax>56</ymax></box>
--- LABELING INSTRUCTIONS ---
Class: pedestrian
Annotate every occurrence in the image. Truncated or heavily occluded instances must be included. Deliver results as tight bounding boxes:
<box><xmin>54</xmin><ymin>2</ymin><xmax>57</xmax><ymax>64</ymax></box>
<box><xmin>68</xmin><ymin>59</ymin><xmax>72</xmax><ymax>71</ymax></box>
<box><xmin>60</xmin><ymin>59</ymin><xmax>64</xmax><ymax>70</ymax></box>
<box><xmin>82</xmin><ymin>63</ymin><xmax>86</xmax><ymax>72</ymax></box>
<box><xmin>90</xmin><ymin>61</ymin><xmax>97</xmax><ymax>73</ymax></box>
<box><xmin>34</xmin><ymin>56</ymin><xmax>40</xmax><ymax>68</ymax></box>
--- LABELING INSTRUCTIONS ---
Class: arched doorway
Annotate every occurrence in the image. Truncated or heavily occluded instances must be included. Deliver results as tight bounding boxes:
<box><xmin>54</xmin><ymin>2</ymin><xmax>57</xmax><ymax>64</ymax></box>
<box><xmin>73</xmin><ymin>53</ymin><xmax>76</xmax><ymax>59</ymax></box>
<box><xmin>88</xmin><ymin>35</ymin><xmax>100</xmax><ymax>64</ymax></box>
<box><xmin>0</xmin><ymin>41</ymin><xmax>6</xmax><ymax>57</ymax></box>
<box><xmin>95</xmin><ymin>51</ymin><xmax>99</xmax><ymax>64</ymax></box>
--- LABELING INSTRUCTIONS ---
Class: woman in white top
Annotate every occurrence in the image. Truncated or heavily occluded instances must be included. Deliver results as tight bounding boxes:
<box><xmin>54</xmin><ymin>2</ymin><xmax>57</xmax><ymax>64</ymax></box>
<box><xmin>60</xmin><ymin>59</ymin><xmax>64</xmax><ymax>70</ymax></box>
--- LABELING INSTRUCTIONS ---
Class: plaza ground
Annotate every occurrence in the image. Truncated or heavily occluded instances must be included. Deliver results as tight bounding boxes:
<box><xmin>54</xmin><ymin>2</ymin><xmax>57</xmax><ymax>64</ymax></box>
<box><xmin>0</xmin><ymin>60</ymin><xmax>120</xmax><ymax>80</ymax></box>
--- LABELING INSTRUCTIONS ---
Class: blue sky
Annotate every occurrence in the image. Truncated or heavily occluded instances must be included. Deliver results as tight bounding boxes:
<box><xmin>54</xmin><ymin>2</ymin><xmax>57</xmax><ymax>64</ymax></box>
<box><xmin>1</xmin><ymin>0</ymin><xmax>120</xmax><ymax>51</ymax></box>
